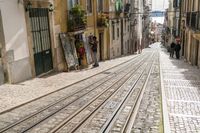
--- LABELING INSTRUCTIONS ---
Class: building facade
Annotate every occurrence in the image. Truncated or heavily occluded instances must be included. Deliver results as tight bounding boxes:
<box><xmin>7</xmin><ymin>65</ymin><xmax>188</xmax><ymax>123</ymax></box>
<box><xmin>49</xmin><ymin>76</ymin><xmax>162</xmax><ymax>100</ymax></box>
<box><xmin>0</xmin><ymin>0</ymin><xmax>147</xmax><ymax>84</ymax></box>
<box><xmin>180</xmin><ymin>0</ymin><xmax>200</xmax><ymax>67</ymax></box>
<box><xmin>0</xmin><ymin>0</ymin><xmax>68</xmax><ymax>83</ymax></box>
<box><xmin>163</xmin><ymin>0</ymin><xmax>176</xmax><ymax>47</ymax></box>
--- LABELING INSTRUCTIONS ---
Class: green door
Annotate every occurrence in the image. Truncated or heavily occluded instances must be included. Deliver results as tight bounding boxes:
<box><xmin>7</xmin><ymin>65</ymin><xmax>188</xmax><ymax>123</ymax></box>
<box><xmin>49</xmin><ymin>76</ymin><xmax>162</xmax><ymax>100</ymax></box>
<box><xmin>29</xmin><ymin>8</ymin><xmax>53</xmax><ymax>76</ymax></box>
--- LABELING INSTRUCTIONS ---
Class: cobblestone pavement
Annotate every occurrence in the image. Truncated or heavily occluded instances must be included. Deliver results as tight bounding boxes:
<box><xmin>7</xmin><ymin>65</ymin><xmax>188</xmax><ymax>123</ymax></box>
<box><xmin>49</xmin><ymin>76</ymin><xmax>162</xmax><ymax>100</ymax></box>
<box><xmin>3</xmin><ymin>43</ymin><xmax>200</xmax><ymax>133</ymax></box>
<box><xmin>132</xmin><ymin>50</ymin><xmax>163</xmax><ymax>133</ymax></box>
<box><xmin>0</xmin><ymin>44</ymin><xmax>165</xmax><ymax>133</ymax></box>
<box><xmin>0</xmin><ymin>54</ymin><xmax>139</xmax><ymax>113</ymax></box>
<box><xmin>160</xmin><ymin>48</ymin><xmax>200</xmax><ymax>133</ymax></box>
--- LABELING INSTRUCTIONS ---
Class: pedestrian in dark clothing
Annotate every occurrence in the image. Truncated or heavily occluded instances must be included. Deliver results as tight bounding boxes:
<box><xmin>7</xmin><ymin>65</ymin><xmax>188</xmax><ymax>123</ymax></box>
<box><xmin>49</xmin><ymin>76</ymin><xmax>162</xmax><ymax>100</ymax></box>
<box><xmin>170</xmin><ymin>42</ymin><xmax>176</xmax><ymax>58</ymax></box>
<box><xmin>90</xmin><ymin>36</ymin><xmax>99</xmax><ymax>67</ymax></box>
<box><xmin>175</xmin><ymin>42</ymin><xmax>181</xmax><ymax>59</ymax></box>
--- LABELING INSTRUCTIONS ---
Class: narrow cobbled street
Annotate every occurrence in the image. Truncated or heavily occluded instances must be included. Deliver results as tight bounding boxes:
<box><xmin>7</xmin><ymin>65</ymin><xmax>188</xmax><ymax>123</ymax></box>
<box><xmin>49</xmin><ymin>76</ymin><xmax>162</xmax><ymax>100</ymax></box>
<box><xmin>0</xmin><ymin>43</ymin><xmax>200</xmax><ymax>133</ymax></box>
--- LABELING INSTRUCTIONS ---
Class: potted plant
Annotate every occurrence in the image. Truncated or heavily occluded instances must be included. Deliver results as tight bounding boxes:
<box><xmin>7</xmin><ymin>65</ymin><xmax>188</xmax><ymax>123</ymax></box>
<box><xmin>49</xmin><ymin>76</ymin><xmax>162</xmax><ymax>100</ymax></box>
<box><xmin>68</xmin><ymin>5</ymin><xmax>87</xmax><ymax>32</ymax></box>
<box><xmin>97</xmin><ymin>13</ymin><xmax>109</xmax><ymax>27</ymax></box>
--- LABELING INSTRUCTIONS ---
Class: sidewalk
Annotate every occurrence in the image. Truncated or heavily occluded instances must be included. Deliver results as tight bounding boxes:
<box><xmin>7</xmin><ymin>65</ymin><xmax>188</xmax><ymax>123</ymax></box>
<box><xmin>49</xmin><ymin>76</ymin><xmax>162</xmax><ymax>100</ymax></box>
<box><xmin>0</xmin><ymin>54</ymin><xmax>138</xmax><ymax>113</ymax></box>
<box><xmin>160</xmin><ymin>48</ymin><xmax>200</xmax><ymax>133</ymax></box>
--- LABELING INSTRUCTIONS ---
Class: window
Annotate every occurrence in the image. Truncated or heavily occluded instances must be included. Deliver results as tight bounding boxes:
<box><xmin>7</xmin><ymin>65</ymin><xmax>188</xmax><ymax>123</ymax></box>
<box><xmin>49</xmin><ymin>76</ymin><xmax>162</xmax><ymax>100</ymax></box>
<box><xmin>183</xmin><ymin>0</ymin><xmax>186</xmax><ymax>12</ymax></box>
<box><xmin>199</xmin><ymin>0</ymin><xmax>200</xmax><ymax>11</ymax></box>
<box><xmin>193</xmin><ymin>0</ymin><xmax>195</xmax><ymax>11</ymax></box>
<box><xmin>87</xmin><ymin>0</ymin><xmax>92</xmax><ymax>14</ymax></box>
<box><xmin>74</xmin><ymin>0</ymin><xmax>79</xmax><ymax>5</ymax></box>
<box><xmin>97</xmin><ymin>0</ymin><xmax>103</xmax><ymax>12</ymax></box>
<box><xmin>68</xmin><ymin>0</ymin><xmax>79</xmax><ymax>9</ymax></box>
<box><xmin>125</xmin><ymin>20</ymin><xmax>126</xmax><ymax>31</ymax></box>
<box><xmin>112</xmin><ymin>23</ymin><xmax>115</xmax><ymax>40</ymax></box>
<box><xmin>187</xmin><ymin>0</ymin><xmax>189</xmax><ymax>12</ymax></box>
<box><xmin>117</xmin><ymin>28</ymin><xmax>119</xmax><ymax>38</ymax></box>
<box><xmin>128</xmin><ymin>25</ymin><xmax>130</xmax><ymax>32</ymax></box>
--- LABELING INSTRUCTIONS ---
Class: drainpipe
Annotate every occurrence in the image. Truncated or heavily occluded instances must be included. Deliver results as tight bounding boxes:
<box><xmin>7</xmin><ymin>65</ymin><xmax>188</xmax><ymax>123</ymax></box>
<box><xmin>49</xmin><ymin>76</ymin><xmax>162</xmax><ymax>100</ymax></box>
<box><xmin>178</xmin><ymin>0</ymin><xmax>182</xmax><ymax>37</ymax></box>
<box><xmin>93</xmin><ymin>0</ymin><xmax>97</xmax><ymax>36</ymax></box>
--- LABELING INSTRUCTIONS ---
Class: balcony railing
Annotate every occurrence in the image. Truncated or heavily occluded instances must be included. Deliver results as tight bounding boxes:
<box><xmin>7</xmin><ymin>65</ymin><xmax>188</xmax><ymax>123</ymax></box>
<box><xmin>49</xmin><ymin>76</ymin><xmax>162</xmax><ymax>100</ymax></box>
<box><xmin>67</xmin><ymin>6</ymin><xmax>87</xmax><ymax>32</ymax></box>
<box><xmin>97</xmin><ymin>13</ymin><xmax>109</xmax><ymax>27</ymax></box>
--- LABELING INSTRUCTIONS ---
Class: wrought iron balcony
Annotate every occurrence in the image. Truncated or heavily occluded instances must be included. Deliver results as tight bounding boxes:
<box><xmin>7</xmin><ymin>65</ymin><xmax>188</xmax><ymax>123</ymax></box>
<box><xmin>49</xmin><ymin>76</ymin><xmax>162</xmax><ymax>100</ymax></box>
<box><xmin>67</xmin><ymin>6</ymin><xmax>87</xmax><ymax>32</ymax></box>
<box><xmin>97</xmin><ymin>13</ymin><xmax>109</xmax><ymax>27</ymax></box>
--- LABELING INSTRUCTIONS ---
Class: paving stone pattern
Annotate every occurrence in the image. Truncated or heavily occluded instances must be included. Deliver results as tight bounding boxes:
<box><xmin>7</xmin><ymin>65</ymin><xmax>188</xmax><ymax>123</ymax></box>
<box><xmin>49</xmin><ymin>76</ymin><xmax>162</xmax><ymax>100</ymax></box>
<box><xmin>0</xmin><ymin>54</ymin><xmax>139</xmax><ymax>113</ymax></box>
<box><xmin>160</xmin><ymin>49</ymin><xmax>200</xmax><ymax>133</ymax></box>
<box><xmin>132</xmin><ymin>53</ymin><xmax>163</xmax><ymax>133</ymax></box>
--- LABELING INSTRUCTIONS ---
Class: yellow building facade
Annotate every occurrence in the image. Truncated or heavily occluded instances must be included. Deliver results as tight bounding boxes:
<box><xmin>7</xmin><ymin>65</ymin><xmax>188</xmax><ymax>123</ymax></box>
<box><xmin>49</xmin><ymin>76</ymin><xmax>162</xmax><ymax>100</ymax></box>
<box><xmin>38</xmin><ymin>0</ymin><xmax>132</xmax><ymax>72</ymax></box>
<box><xmin>180</xmin><ymin>0</ymin><xmax>200</xmax><ymax>67</ymax></box>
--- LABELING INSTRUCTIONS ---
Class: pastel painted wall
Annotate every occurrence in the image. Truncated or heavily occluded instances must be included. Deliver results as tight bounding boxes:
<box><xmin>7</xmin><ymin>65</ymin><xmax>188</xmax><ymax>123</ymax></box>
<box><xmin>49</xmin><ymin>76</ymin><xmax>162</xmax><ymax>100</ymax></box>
<box><xmin>0</xmin><ymin>0</ymin><xmax>29</xmax><ymax>60</ymax></box>
<box><xmin>0</xmin><ymin>0</ymin><xmax>32</xmax><ymax>83</ymax></box>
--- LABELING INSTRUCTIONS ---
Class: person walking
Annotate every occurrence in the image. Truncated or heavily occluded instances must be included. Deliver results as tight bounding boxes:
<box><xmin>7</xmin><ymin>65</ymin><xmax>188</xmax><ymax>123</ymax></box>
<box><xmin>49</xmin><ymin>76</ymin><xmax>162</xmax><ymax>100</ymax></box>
<box><xmin>175</xmin><ymin>41</ymin><xmax>181</xmax><ymax>59</ymax></box>
<box><xmin>170</xmin><ymin>42</ymin><xmax>176</xmax><ymax>58</ymax></box>
<box><xmin>90</xmin><ymin>36</ymin><xmax>99</xmax><ymax>67</ymax></box>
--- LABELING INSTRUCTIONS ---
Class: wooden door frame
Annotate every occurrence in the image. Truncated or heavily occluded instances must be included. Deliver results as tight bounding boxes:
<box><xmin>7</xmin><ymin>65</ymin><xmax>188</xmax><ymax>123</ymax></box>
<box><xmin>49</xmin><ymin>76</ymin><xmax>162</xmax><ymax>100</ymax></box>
<box><xmin>24</xmin><ymin>0</ymin><xmax>56</xmax><ymax>77</ymax></box>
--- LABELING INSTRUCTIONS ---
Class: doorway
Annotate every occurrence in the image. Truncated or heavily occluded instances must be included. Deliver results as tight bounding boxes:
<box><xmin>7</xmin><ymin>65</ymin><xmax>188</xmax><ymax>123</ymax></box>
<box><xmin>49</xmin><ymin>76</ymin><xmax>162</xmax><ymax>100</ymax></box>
<box><xmin>29</xmin><ymin>8</ymin><xmax>53</xmax><ymax>76</ymax></box>
<box><xmin>135</xmin><ymin>41</ymin><xmax>137</xmax><ymax>52</ymax></box>
<box><xmin>121</xmin><ymin>20</ymin><xmax>124</xmax><ymax>55</ymax></box>
<box><xmin>182</xmin><ymin>31</ymin><xmax>185</xmax><ymax>56</ymax></box>
<box><xmin>194</xmin><ymin>41</ymin><xmax>199</xmax><ymax>66</ymax></box>
<box><xmin>99</xmin><ymin>32</ymin><xmax>104</xmax><ymax>61</ymax></box>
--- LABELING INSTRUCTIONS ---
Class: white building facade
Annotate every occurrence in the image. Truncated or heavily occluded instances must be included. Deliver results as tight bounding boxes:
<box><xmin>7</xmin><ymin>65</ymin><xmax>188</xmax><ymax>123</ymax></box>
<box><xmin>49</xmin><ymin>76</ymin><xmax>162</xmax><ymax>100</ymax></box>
<box><xmin>0</xmin><ymin>0</ymin><xmax>60</xmax><ymax>84</ymax></box>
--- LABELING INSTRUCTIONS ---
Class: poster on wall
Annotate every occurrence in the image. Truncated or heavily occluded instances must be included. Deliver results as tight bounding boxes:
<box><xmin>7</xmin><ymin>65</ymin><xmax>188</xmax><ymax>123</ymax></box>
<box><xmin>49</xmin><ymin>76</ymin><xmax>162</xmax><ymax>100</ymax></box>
<box><xmin>59</xmin><ymin>33</ymin><xmax>79</xmax><ymax>70</ymax></box>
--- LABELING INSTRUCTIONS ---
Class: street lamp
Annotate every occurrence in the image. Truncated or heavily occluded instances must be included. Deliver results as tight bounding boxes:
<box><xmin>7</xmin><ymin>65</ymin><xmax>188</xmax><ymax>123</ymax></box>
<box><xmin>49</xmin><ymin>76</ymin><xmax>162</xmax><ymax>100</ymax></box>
<box><xmin>49</xmin><ymin>3</ymin><xmax>54</xmax><ymax>12</ymax></box>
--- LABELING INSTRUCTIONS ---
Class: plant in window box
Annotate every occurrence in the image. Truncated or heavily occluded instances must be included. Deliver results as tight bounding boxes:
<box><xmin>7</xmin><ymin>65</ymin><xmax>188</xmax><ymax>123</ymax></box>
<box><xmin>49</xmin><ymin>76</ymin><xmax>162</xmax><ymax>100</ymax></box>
<box><xmin>68</xmin><ymin>5</ymin><xmax>87</xmax><ymax>32</ymax></box>
<box><xmin>97</xmin><ymin>13</ymin><xmax>109</xmax><ymax>27</ymax></box>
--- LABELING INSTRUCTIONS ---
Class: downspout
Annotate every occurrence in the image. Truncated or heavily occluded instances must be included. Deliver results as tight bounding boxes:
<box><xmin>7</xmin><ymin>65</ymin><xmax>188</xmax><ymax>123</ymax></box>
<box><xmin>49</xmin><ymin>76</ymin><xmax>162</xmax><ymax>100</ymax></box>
<box><xmin>93</xmin><ymin>0</ymin><xmax>97</xmax><ymax>36</ymax></box>
<box><xmin>178</xmin><ymin>0</ymin><xmax>182</xmax><ymax>36</ymax></box>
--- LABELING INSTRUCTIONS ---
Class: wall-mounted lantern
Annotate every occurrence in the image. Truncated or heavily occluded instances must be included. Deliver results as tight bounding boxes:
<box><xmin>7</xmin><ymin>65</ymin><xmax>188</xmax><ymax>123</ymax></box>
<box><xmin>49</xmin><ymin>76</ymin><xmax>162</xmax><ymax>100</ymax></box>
<box><xmin>49</xmin><ymin>3</ymin><xmax>54</xmax><ymax>12</ymax></box>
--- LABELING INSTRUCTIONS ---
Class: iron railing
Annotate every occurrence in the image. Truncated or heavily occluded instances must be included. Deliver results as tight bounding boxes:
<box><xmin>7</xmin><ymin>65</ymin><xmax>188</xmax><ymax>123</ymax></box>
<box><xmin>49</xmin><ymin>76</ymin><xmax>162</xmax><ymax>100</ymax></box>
<box><xmin>67</xmin><ymin>10</ymin><xmax>87</xmax><ymax>32</ymax></box>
